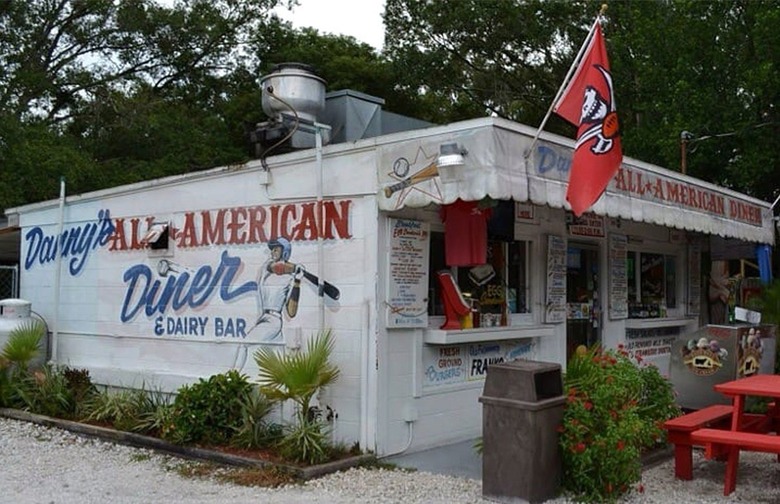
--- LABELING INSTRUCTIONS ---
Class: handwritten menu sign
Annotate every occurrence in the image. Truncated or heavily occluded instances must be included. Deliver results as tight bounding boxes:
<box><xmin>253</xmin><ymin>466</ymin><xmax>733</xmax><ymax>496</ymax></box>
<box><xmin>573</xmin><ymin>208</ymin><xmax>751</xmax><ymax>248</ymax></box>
<box><xmin>386</xmin><ymin>219</ymin><xmax>430</xmax><ymax>328</ymax></box>
<box><xmin>545</xmin><ymin>235</ymin><xmax>566</xmax><ymax>323</ymax></box>
<box><xmin>687</xmin><ymin>241</ymin><xmax>701</xmax><ymax>316</ymax></box>
<box><xmin>608</xmin><ymin>234</ymin><xmax>628</xmax><ymax>320</ymax></box>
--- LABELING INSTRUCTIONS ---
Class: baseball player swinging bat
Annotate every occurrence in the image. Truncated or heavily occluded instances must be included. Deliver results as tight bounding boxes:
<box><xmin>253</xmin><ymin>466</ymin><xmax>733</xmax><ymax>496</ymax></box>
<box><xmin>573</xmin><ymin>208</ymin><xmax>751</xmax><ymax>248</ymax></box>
<box><xmin>269</xmin><ymin>262</ymin><xmax>341</xmax><ymax>300</ymax></box>
<box><xmin>383</xmin><ymin>160</ymin><xmax>439</xmax><ymax>198</ymax></box>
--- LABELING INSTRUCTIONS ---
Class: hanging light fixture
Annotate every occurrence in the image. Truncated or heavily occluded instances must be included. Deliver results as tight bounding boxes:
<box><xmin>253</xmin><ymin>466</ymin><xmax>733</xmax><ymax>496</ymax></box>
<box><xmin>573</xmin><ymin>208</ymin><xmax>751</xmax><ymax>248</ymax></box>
<box><xmin>435</xmin><ymin>142</ymin><xmax>467</xmax><ymax>183</ymax></box>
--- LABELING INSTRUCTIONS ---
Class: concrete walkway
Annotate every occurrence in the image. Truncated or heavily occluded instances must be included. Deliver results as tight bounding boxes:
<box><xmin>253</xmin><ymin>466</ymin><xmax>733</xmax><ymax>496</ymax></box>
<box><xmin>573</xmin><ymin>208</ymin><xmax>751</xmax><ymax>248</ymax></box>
<box><xmin>383</xmin><ymin>438</ymin><xmax>483</xmax><ymax>480</ymax></box>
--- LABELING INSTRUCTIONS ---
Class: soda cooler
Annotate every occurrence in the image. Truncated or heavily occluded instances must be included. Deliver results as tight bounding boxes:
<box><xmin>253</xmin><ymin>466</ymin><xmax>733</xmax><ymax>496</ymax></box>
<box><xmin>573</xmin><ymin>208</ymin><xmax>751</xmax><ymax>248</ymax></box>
<box><xmin>669</xmin><ymin>324</ymin><xmax>776</xmax><ymax>410</ymax></box>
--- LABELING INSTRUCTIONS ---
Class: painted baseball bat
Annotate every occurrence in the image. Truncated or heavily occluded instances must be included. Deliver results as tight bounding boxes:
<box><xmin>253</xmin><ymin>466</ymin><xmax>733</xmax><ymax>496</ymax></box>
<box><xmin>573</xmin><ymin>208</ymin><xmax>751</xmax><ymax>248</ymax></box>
<box><xmin>383</xmin><ymin>161</ymin><xmax>439</xmax><ymax>198</ymax></box>
<box><xmin>302</xmin><ymin>270</ymin><xmax>340</xmax><ymax>300</ymax></box>
<box><xmin>269</xmin><ymin>262</ymin><xmax>340</xmax><ymax>300</ymax></box>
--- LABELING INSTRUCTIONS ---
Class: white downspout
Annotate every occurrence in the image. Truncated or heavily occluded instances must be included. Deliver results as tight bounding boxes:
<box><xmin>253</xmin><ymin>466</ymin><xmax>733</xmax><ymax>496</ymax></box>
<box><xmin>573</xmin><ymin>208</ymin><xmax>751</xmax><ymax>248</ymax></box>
<box><xmin>360</xmin><ymin>300</ymin><xmax>370</xmax><ymax>450</ymax></box>
<box><xmin>314</xmin><ymin>122</ymin><xmax>331</xmax><ymax>331</ymax></box>
<box><xmin>50</xmin><ymin>177</ymin><xmax>66</xmax><ymax>365</ymax></box>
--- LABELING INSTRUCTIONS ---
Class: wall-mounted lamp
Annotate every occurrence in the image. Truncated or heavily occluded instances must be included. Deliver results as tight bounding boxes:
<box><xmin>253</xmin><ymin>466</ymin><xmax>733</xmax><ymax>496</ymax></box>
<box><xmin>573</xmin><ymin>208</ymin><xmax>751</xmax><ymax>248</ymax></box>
<box><xmin>383</xmin><ymin>142</ymin><xmax>468</xmax><ymax>197</ymax></box>
<box><xmin>435</xmin><ymin>143</ymin><xmax>468</xmax><ymax>183</ymax></box>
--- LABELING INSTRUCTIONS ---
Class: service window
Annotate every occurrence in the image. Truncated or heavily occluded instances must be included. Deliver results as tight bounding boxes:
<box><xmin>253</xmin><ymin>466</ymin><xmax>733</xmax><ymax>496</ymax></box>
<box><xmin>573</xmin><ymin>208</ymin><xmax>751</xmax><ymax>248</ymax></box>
<box><xmin>428</xmin><ymin>232</ymin><xmax>532</xmax><ymax>323</ymax></box>
<box><xmin>627</xmin><ymin>251</ymin><xmax>677</xmax><ymax>318</ymax></box>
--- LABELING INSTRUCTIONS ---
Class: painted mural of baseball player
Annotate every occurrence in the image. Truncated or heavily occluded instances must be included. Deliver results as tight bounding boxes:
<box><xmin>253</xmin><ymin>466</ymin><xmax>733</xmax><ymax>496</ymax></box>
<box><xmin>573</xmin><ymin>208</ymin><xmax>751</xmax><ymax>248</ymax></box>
<box><xmin>249</xmin><ymin>238</ymin><xmax>303</xmax><ymax>343</ymax></box>
<box><xmin>248</xmin><ymin>237</ymin><xmax>342</xmax><ymax>343</ymax></box>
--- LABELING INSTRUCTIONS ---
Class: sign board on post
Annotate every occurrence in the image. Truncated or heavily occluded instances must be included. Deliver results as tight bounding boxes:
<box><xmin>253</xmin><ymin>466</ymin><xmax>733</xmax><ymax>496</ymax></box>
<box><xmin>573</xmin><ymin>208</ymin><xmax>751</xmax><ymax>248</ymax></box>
<box><xmin>386</xmin><ymin>218</ymin><xmax>430</xmax><ymax>328</ymax></box>
<box><xmin>608</xmin><ymin>233</ymin><xmax>628</xmax><ymax>320</ymax></box>
<box><xmin>545</xmin><ymin>235</ymin><xmax>566</xmax><ymax>323</ymax></box>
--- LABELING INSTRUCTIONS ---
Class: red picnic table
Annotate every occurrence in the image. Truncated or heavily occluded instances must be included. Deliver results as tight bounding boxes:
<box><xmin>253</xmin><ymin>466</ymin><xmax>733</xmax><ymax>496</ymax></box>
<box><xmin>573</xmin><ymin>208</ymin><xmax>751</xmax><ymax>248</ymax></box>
<box><xmin>690</xmin><ymin>374</ymin><xmax>780</xmax><ymax>495</ymax></box>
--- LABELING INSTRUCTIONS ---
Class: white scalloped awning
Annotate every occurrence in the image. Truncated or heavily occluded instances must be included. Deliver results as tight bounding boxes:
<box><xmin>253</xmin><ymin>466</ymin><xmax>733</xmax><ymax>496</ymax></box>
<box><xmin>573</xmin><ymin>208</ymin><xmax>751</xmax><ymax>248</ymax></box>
<box><xmin>378</xmin><ymin>118</ymin><xmax>774</xmax><ymax>245</ymax></box>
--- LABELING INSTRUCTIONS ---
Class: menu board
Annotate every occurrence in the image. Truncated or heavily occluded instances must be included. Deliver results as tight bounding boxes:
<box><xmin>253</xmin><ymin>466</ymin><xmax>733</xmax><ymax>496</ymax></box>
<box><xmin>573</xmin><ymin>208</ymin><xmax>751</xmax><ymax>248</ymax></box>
<box><xmin>608</xmin><ymin>234</ymin><xmax>628</xmax><ymax>320</ymax></box>
<box><xmin>687</xmin><ymin>241</ymin><xmax>701</xmax><ymax>316</ymax></box>
<box><xmin>545</xmin><ymin>235</ymin><xmax>566</xmax><ymax>323</ymax></box>
<box><xmin>386</xmin><ymin>219</ymin><xmax>430</xmax><ymax>328</ymax></box>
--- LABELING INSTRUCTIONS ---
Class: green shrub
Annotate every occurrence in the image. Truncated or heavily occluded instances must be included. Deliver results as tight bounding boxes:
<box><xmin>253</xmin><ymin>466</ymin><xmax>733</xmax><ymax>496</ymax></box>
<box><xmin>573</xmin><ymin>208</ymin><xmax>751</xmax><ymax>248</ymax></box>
<box><xmin>62</xmin><ymin>367</ymin><xmax>97</xmax><ymax>401</ymax></box>
<box><xmin>278</xmin><ymin>412</ymin><xmax>329</xmax><ymax>465</ymax></box>
<box><xmin>636</xmin><ymin>359</ymin><xmax>681</xmax><ymax>443</ymax></box>
<box><xmin>0</xmin><ymin>364</ymin><xmax>10</xmax><ymax>407</ymax></box>
<box><xmin>165</xmin><ymin>370</ymin><xmax>253</xmax><ymax>445</ymax></box>
<box><xmin>559</xmin><ymin>345</ymin><xmax>679</xmax><ymax>503</ymax></box>
<box><xmin>83</xmin><ymin>386</ymin><xmax>154</xmax><ymax>432</ymax></box>
<box><xmin>13</xmin><ymin>365</ymin><xmax>75</xmax><ymax>418</ymax></box>
<box><xmin>744</xmin><ymin>280</ymin><xmax>780</xmax><ymax>373</ymax></box>
<box><xmin>231</xmin><ymin>387</ymin><xmax>279</xmax><ymax>449</ymax></box>
<box><xmin>126</xmin><ymin>386</ymin><xmax>173</xmax><ymax>436</ymax></box>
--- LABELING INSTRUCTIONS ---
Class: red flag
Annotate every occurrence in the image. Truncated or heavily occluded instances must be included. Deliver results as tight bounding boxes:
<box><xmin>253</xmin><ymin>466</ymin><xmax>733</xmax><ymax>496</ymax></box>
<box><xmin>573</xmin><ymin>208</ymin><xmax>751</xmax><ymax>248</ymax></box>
<box><xmin>553</xmin><ymin>23</ymin><xmax>623</xmax><ymax>217</ymax></box>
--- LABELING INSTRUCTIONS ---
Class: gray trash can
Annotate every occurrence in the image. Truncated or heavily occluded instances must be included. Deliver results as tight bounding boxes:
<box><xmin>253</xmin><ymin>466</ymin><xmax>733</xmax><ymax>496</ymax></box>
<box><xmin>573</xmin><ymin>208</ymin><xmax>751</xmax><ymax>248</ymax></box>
<box><xmin>479</xmin><ymin>360</ymin><xmax>565</xmax><ymax>503</ymax></box>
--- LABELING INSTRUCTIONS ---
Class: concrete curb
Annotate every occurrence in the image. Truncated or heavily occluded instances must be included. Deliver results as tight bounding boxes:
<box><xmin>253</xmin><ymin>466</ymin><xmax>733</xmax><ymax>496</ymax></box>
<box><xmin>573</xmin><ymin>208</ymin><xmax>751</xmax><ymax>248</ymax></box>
<box><xmin>0</xmin><ymin>408</ymin><xmax>375</xmax><ymax>480</ymax></box>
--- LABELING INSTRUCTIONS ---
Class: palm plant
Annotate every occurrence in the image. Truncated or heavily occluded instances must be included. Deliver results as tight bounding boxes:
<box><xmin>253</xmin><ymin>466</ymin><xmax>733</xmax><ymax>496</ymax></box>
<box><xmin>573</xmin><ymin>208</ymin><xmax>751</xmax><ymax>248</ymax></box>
<box><xmin>254</xmin><ymin>329</ymin><xmax>340</xmax><ymax>420</ymax></box>
<box><xmin>0</xmin><ymin>320</ymin><xmax>45</xmax><ymax>408</ymax></box>
<box><xmin>254</xmin><ymin>329</ymin><xmax>340</xmax><ymax>464</ymax></box>
<box><xmin>2</xmin><ymin>320</ymin><xmax>45</xmax><ymax>372</ymax></box>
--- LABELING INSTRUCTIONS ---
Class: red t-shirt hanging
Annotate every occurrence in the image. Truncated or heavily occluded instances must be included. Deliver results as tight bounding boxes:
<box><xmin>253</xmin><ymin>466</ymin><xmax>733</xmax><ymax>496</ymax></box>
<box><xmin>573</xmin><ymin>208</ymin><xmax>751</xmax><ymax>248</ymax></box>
<box><xmin>440</xmin><ymin>199</ymin><xmax>492</xmax><ymax>266</ymax></box>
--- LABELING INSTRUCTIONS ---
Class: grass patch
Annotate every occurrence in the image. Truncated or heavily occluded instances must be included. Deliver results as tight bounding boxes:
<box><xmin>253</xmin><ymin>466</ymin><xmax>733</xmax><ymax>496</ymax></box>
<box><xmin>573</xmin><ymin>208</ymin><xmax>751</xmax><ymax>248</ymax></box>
<box><xmin>162</xmin><ymin>458</ymin><xmax>295</xmax><ymax>488</ymax></box>
<box><xmin>216</xmin><ymin>467</ymin><xmax>295</xmax><ymax>487</ymax></box>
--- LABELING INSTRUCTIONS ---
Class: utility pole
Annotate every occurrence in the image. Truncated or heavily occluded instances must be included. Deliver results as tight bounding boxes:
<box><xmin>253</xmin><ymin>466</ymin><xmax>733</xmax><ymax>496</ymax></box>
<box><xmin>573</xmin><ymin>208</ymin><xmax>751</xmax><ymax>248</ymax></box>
<box><xmin>680</xmin><ymin>131</ymin><xmax>693</xmax><ymax>175</ymax></box>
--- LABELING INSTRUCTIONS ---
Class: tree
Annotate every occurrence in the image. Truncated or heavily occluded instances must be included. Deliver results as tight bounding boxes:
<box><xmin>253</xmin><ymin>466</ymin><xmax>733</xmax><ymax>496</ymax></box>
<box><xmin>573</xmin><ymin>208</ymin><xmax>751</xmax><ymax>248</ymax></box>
<box><xmin>606</xmin><ymin>0</ymin><xmax>780</xmax><ymax>200</ymax></box>
<box><xmin>0</xmin><ymin>0</ymin><xmax>289</xmax><ymax>204</ymax></box>
<box><xmin>383</xmin><ymin>0</ymin><xmax>592</xmax><ymax>125</ymax></box>
<box><xmin>0</xmin><ymin>0</ymin><xmax>285</xmax><ymax>124</ymax></box>
<box><xmin>383</xmin><ymin>0</ymin><xmax>780</xmax><ymax>202</ymax></box>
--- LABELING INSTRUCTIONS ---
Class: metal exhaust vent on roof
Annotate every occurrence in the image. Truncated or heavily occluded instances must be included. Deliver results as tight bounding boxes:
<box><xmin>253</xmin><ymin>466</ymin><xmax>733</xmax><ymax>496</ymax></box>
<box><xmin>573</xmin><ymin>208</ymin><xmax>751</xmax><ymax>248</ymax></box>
<box><xmin>250</xmin><ymin>63</ymin><xmax>330</xmax><ymax>161</ymax></box>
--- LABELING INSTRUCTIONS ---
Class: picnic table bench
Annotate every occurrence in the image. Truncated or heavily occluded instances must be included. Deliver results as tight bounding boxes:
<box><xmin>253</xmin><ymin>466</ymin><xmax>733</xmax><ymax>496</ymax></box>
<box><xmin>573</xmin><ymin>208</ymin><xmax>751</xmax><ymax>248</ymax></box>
<box><xmin>663</xmin><ymin>404</ymin><xmax>733</xmax><ymax>480</ymax></box>
<box><xmin>663</xmin><ymin>403</ymin><xmax>773</xmax><ymax>480</ymax></box>
<box><xmin>690</xmin><ymin>428</ymin><xmax>780</xmax><ymax>495</ymax></box>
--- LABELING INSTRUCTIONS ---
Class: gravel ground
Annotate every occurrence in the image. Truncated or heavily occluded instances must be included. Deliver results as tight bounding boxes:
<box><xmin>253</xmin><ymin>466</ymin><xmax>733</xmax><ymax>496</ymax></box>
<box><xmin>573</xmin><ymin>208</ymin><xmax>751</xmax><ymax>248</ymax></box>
<box><xmin>2</xmin><ymin>416</ymin><xmax>780</xmax><ymax>503</ymax></box>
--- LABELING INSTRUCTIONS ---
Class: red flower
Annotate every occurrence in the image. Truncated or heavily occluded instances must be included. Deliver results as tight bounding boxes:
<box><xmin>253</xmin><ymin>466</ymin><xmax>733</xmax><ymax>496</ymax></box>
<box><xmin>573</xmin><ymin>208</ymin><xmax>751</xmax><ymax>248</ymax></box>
<box><xmin>584</xmin><ymin>401</ymin><xmax>593</xmax><ymax>411</ymax></box>
<box><xmin>617</xmin><ymin>440</ymin><xmax>625</xmax><ymax>450</ymax></box>
<box><xmin>610</xmin><ymin>410</ymin><xmax>618</xmax><ymax>420</ymax></box>
<box><xmin>575</xmin><ymin>442</ymin><xmax>586</xmax><ymax>453</ymax></box>
<box><xmin>637</xmin><ymin>483</ymin><xmax>645</xmax><ymax>493</ymax></box>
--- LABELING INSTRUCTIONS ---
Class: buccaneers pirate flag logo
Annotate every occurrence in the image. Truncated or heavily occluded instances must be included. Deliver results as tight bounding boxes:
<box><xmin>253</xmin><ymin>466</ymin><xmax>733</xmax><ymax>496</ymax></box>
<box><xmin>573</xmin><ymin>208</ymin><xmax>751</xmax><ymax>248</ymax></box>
<box><xmin>553</xmin><ymin>23</ymin><xmax>623</xmax><ymax>217</ymax></box>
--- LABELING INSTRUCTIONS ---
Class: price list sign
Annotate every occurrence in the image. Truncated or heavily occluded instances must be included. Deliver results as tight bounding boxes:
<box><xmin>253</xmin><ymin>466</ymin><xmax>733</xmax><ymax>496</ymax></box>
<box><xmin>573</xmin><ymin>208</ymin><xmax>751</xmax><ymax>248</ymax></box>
<box><xmin>545</xmin><ymin>235</ymin><xmax>566</xmax><ymax>323</ymax></box>
<box><xmin>687</xmin><ymin>242</ymin><xmax>701</xmax><ymax>316</ymax></box>
<box><xmin>386</xmin><ymin>219</ymin><xmax>430</xmax><ymax>328</ymax></box>
<box><xmin>609</xmin><ymin>234</ymin><xmax>628</xmax><ymax>319</ymax></box>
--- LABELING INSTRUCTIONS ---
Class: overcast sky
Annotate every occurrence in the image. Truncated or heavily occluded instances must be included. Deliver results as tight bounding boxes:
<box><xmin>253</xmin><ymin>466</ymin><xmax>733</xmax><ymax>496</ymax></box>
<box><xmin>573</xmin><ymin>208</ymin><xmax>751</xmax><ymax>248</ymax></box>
<box><xmin>273</xmin><ymin>0</ymin><xmax>386</xmax><ymax>50</ymax></box>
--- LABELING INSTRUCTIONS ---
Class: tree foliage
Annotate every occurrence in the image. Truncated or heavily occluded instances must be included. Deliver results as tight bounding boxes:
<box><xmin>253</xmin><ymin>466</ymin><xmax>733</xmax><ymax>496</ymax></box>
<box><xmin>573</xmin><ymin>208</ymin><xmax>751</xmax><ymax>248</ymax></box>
<box><xmin>1</xmin><ymin>0</ymin><xmax>779</xmax><ymax>211</ymax></box>
<box><xmin>384</xmin><ymin>0</ymin><xmax>780</xmax><ymax>202</ymax></box>
<box><xmin>0</xmin><ymin>0</ymin><xmax>392</xmax><ymax>208</ymax></box>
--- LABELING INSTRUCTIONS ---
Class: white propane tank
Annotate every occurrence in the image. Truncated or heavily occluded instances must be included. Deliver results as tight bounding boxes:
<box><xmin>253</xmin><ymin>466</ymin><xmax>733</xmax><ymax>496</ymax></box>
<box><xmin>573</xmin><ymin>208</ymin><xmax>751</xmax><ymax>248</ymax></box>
<box><xmin>0</xmin><ymin>298</ymin><xmax>47</xmax><ymax>366</ymax></box>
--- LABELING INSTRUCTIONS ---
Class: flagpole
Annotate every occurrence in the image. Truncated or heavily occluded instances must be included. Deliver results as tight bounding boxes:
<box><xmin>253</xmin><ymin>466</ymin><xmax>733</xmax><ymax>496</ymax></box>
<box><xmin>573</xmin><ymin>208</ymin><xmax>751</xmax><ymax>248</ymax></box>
<box><xmin>523</xmin><ymin>7</ymin><xmax>607</xmax><ymax>160</ymax></box>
